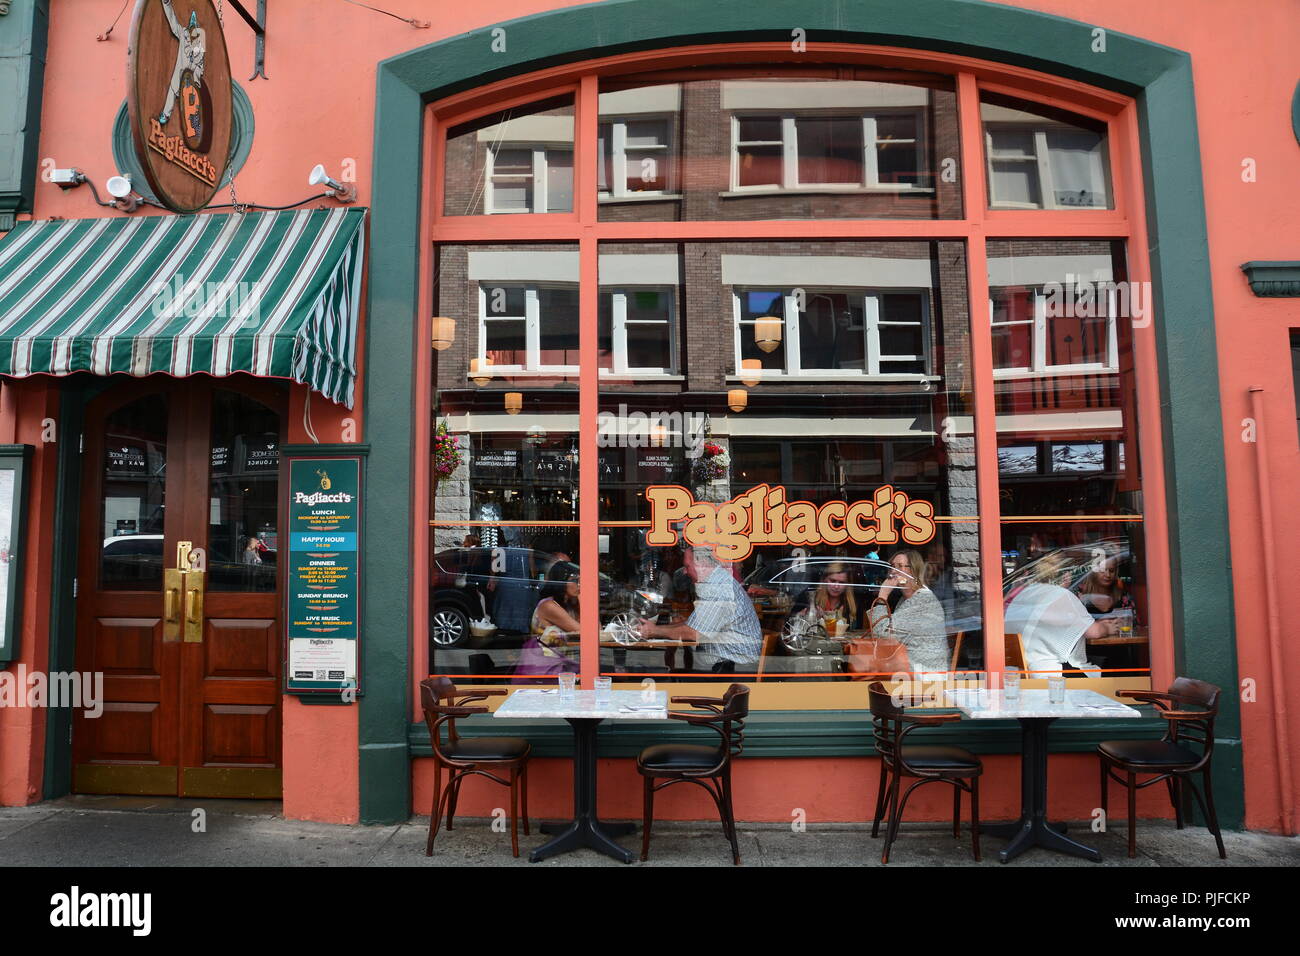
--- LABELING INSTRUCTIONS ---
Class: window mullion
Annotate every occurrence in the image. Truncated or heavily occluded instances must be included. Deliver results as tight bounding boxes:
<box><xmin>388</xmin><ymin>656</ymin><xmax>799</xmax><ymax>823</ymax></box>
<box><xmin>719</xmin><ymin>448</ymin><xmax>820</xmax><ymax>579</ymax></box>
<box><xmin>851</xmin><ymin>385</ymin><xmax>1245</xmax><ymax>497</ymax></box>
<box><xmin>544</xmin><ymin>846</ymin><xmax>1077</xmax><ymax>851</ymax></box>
<box><xmin>782</xmin><ymin>116</ymin><xmax>798</xmax><ymax>189</ymax></box>
<box><xmin>785</xmin><ymin>291</ymin><xmax>800</xmax><ymax>372</ymax></box>
<box><xmin>613</xmin><ymin>291</ymin><xmax>629</xmax><ymax>374</ymax></box>
<box><xmin>525</xmin><ymin>287</ymin><xmax>540</xmax><ymax>370</ymax></box>
<box><xmin>865</xmin><ymin>293</ymin><xmax>881</xmax><ymax>375</ymax></box>
<box><xmin>863</xmin><ymin>115</ymin><xmax>879</xmax><ymax>187</ymax></box>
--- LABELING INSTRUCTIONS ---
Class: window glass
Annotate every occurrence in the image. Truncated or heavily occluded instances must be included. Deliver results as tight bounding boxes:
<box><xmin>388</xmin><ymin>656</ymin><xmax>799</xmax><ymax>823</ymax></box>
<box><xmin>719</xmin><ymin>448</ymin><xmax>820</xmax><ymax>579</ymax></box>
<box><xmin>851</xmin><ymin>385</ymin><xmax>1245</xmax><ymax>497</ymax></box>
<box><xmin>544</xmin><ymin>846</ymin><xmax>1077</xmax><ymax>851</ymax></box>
<box><xmin>981</xmin><ymin>93</ymin><xmax>1112</xmax><ymax>210</ymax></box>
<box><xmin>598</xmin><ymin>240</ymin><xmax>982</xmax><ymax>683</ymax></box>
<box><xmin>989</xmin><ymin>240</ymin><xmax>1148</xmax><ymax>678</ymax></box>
<box><xmin>598</xmin><ymin>72</ymin><xmax>962</xmax><ymax>221</ymax></box>
<box><xmin>443</xmin><ymin>95</ymin><xmax>576</xmax><ymax>216</ymax></box>
<box><xmin>431</xmin><ymin>244</ymin><xmax>581</xmax><ymax>682</ymax></box>
<box><xmin>207</xmin><ymin>391</ymin><xmax>280</xmax><ymax>593</ymax></box>
<box><xmin>99</xmin><ymin>396</ymin><xmax>168</xmax><ymax>590</ymax></box>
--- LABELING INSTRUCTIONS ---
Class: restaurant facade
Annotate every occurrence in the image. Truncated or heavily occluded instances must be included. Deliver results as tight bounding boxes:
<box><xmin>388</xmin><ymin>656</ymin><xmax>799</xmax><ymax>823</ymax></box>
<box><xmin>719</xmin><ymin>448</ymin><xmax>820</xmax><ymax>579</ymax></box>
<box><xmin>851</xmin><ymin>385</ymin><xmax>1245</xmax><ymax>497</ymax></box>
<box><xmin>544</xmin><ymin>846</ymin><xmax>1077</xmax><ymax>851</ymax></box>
<box><xmin>0</xmin><ymin>0</ymin><xmax>1296</xmax><ymax>841</ymax></box>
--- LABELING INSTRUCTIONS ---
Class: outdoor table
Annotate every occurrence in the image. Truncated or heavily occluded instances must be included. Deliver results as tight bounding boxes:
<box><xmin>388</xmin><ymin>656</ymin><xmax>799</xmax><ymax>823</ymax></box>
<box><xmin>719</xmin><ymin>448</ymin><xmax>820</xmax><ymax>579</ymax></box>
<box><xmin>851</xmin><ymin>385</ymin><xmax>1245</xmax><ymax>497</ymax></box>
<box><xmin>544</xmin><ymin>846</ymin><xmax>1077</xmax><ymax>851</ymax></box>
<box><xmin>943</xmin><ymin>686</ymin><xmax>1140</xmax><ymax>863</ymax></box>
<box><xmin>494</xmin><ymin>687</ymin><xmax>668</xmax><ymax>863</ymax></box>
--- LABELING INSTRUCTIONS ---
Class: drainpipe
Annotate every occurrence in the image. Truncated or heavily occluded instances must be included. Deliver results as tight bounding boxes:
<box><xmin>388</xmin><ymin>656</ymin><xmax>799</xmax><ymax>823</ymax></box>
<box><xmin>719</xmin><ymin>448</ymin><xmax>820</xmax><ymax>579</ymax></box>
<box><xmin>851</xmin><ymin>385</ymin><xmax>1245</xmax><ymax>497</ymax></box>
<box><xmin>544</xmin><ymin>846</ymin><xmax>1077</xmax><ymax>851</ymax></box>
<box><xmin>1248</xmin><ymin>385</ymin><xmax>1295</xmax><ymax>835</ymax></box>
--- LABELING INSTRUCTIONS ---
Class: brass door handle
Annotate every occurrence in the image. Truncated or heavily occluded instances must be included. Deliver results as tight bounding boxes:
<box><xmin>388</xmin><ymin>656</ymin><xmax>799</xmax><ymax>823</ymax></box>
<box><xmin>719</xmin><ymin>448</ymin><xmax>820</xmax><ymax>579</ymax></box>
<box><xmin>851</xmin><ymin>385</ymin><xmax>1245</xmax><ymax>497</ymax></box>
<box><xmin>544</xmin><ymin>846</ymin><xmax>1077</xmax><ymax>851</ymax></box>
<box><xmin>183</xmin><ymin>571</ymin><xmax>205</xmax><ymax>643</ymax></box>
<box><xmin>163</xmin><ymin>569</ymin><xmax>184</xmax><ymax>642</ymax></box>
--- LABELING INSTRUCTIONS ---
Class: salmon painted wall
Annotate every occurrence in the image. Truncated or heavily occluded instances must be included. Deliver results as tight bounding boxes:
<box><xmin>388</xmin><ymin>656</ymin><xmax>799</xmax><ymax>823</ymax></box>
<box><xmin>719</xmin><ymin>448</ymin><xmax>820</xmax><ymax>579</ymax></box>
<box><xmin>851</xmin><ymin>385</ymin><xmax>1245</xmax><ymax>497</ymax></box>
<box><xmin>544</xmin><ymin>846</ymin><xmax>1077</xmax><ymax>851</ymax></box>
<box><xmin>10</xmin><ymin>1</ymin><xmax>1298</xmax><ymax>827</ymax></box>
<box><xmin>0</xmin><ymin>380</ymin><xmax>59</xmax><ymax>805</ymax></box>
<box><xmin>414</xmin><ymin>754</ymin><xmax>1189</xmax><ymax>830</ymax></box>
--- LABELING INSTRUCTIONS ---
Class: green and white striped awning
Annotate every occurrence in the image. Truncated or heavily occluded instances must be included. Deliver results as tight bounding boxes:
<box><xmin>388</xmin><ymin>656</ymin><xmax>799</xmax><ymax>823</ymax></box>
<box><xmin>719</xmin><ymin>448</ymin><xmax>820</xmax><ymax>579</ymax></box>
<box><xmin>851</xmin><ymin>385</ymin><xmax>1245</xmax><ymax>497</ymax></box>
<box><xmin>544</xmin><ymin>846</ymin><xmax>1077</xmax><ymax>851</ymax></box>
<box><xmin>0</xmin><ymin>207</ymin><xmax>367</xmax><ymax>407</ymax></box>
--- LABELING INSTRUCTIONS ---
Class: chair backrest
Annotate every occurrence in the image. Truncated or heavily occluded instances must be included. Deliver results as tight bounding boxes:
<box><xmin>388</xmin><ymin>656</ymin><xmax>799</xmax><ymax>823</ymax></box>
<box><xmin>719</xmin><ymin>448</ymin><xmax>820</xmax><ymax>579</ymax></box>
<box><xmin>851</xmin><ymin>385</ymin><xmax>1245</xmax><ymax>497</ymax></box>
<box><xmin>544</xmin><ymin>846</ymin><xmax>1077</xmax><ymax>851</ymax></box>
<box><xmin>755</xmin><ymin>631</ymin><xmax>779</xmax><ymax>682</ymax></box>
<box><xmin>720</xmin><ymin>684</ymin><xmax>750</xmax><ymax>756</ymax></box>
<box><xmin>948</xmin><ymin>632</ymin><xmax>1025</xmax><ymax>671</ymax></box>
<box><xmin>1165</xmin><ymin>676</ymin><xmax>1220</xmax><ymax>753</ymax></box>
<box><xmin>868</xmin><ymin>680</ymin><xmax>906</xmax><ymax>769</ymax></box>
<box><xmin>1005</xmin><ymin>633</ymin><xmax>1028</xmax><ymax>672</ymax></box>
<box><xmin>419</xmin><ymin>676</ymin><xmax>463</xmax><ymax>751</ymax></box>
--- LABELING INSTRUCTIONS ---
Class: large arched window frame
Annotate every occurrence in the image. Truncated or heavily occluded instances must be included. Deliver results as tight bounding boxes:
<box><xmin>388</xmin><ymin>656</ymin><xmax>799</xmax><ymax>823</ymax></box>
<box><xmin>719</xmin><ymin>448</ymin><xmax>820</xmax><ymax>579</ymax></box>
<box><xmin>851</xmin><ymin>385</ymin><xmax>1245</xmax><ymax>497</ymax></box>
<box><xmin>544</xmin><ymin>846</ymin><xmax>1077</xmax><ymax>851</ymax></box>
<box><xmin>407</xmin><ymin>43</ymin><xmax>1172</xmax><ymax>714</ymax></box>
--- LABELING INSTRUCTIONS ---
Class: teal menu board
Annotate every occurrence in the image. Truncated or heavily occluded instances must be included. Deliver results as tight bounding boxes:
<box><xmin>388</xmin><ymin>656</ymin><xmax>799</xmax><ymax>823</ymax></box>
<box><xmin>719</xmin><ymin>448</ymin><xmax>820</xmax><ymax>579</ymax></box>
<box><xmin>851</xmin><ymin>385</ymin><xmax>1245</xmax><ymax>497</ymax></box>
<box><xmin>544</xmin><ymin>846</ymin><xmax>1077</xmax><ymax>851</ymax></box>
<box><xmin>286</xmin><ymin>458</ymin><xmax>361</xmax><ymax>694</ymax></box>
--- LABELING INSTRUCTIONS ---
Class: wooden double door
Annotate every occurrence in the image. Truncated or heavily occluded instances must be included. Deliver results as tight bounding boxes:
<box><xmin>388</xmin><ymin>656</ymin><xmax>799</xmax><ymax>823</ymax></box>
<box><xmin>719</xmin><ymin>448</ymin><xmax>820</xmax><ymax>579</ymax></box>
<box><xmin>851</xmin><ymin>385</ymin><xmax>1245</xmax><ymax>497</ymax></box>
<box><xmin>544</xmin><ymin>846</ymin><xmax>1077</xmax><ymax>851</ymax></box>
<box><xmin>73</xmin><ymin>378</ymin><xmax>286</xmax><ymax>798</ymax></box>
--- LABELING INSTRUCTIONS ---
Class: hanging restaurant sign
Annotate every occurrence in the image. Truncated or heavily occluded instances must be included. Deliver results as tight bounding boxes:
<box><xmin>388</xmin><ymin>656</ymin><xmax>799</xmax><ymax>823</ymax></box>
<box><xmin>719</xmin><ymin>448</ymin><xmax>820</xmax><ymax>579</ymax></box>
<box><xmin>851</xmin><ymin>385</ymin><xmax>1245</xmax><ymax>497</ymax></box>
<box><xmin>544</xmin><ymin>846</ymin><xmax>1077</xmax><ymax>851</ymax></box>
<box><xmin>127</xmin><ymin>0</ymin><xmax>234</xmax><ymax>213</ymax></box>
<box><xmin>645</xmin><ymin>483</ymin><xmax>937</xmax><ymax>562</ymax></box>
<box><xmin>285</xmin><ymin>458</ymin><xmax>362</xmax><ymax>696</ymax></box>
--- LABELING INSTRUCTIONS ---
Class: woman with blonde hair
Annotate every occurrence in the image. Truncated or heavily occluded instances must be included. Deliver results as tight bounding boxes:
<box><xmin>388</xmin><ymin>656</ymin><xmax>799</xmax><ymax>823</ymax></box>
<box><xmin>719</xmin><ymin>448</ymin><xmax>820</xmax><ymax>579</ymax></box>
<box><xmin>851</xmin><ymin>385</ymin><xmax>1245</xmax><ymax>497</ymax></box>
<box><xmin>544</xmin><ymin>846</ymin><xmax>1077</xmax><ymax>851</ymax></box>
<box><xmin>803</xmin><ymin>561</ymin><xmax>861</xmax><ymax>632</ymax></box>
<box><xmin>869</xmin><ymin>549</ymin><xmax>947</xmax><ymax>672</ymax></box>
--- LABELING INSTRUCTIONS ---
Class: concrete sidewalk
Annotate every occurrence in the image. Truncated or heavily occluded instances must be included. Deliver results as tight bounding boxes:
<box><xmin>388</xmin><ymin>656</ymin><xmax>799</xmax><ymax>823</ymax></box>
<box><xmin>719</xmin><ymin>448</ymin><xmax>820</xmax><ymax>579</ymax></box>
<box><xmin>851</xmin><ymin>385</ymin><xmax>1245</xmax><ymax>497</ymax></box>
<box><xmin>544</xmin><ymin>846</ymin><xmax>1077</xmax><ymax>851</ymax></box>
<box><xmin>1</xmin><ymin>797</ymin><xmax>1296</xmax><ymax>866</ymax></box>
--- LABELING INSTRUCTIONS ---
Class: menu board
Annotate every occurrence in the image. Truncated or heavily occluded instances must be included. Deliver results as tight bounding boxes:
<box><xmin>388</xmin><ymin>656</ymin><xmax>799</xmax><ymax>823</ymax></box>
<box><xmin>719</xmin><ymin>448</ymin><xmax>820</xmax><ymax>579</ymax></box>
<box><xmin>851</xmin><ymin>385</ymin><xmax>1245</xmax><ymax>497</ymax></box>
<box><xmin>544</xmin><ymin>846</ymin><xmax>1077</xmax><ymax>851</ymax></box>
<box><xmin>286</xmin><ymin>458</ymin><xmax>361</xmax><ymax>695</ymax></box>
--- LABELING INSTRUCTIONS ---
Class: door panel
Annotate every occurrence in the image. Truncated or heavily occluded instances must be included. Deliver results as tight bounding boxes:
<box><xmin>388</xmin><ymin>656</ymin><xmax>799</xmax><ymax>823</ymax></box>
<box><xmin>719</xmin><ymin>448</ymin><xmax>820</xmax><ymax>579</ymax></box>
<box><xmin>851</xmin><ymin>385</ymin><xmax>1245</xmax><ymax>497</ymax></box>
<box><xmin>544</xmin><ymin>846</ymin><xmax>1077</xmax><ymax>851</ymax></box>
<box><xmin>74</xmin><ymin>377</ymin><xmax>285</xmax><ymax>798</ymax></box>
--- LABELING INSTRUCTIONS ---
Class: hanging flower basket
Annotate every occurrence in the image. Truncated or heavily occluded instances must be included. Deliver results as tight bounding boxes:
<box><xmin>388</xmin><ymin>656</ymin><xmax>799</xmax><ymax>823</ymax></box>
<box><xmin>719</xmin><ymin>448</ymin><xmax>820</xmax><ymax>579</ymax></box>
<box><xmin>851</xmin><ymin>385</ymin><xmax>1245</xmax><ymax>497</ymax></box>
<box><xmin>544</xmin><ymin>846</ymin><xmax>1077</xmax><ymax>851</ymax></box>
<box><xmin>433</xmin><ymin>420</ymin><xmax>462</xmax><ymax>483</ymax></box>
<box><xmin>692</xmin><ymin>441</ymin><xmax>729</xmax><ymax>483</ymax></box>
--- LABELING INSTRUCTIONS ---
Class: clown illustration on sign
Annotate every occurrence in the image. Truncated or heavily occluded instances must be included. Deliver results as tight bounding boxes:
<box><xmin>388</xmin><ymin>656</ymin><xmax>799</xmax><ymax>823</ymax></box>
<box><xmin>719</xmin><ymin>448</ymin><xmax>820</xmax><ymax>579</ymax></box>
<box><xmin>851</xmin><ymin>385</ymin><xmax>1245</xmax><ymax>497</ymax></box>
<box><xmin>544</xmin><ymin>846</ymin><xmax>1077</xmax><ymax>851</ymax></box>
<box><xmin>157</xmin><ymin>0</ymin><xmax>211</xmax><ymax>152</ymax></box>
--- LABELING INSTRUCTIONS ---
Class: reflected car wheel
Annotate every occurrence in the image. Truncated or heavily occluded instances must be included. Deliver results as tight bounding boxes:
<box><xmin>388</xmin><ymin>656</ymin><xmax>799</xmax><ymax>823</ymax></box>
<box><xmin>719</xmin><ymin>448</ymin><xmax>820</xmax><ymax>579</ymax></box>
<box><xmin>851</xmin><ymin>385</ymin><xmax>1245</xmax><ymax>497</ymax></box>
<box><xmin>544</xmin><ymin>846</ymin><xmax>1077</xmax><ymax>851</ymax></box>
<box><xmin>431</xmin><ymin>607</ymin><xmax>470</xmax><ymax>648</ymax></box>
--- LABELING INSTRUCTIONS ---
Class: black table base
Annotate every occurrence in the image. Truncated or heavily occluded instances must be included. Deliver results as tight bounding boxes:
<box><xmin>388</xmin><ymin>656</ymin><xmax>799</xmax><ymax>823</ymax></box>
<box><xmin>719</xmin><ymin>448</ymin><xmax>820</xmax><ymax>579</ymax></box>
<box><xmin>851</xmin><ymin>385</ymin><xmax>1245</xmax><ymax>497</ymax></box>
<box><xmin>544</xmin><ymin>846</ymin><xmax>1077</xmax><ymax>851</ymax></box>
<box><xmin>529</xmin><ymin>717</ymin><xmax>635</xmax><ymax>864</ymax></box>
<box><xmin>985</xmin><ymin>716</ymin><xmax>1101</xmax><ymax>863</ymax></box>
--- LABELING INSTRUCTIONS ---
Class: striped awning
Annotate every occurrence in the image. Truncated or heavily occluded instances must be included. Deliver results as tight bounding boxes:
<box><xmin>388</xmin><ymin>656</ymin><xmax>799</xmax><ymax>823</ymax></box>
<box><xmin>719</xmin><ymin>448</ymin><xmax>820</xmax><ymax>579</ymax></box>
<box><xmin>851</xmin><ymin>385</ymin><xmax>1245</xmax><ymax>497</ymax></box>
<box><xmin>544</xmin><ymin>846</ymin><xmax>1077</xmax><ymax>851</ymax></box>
<box><xmin>0</xmin><ymin>207</ymin><xmax>367</xmax><ymax>407</ymax></box>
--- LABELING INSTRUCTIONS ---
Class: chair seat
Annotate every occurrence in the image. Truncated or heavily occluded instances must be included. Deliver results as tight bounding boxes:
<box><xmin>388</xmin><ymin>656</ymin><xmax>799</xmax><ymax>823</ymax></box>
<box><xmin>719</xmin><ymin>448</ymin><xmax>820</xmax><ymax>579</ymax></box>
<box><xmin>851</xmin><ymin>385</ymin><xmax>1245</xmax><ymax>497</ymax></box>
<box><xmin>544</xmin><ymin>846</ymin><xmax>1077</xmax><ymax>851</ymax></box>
<box><xmin>898</xmin><ymin>744</ymin><xmax>982</xmax><ymax>773</ymax></box>
<box><xmin>442</xmin><ymin>736</ymin><xmax>530</xmax><ymax>761</ymax></box>
<box><xmin>1098</xmin><ymin>739</ymin><xmax>1200</xmax><ymax>768</ymax></box>
<box><xmin>638</xmin><ymin>743</ymin><xmax>723</xmax><ymax>772</ymax></box>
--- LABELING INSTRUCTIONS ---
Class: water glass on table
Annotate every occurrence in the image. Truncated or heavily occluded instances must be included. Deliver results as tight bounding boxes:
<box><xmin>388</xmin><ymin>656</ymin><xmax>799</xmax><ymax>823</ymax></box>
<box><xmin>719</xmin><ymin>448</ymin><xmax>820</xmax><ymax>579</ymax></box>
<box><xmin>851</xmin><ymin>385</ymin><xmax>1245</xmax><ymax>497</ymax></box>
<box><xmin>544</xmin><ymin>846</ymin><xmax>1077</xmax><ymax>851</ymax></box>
<box><xmin>558</xmin><ymin>672</ymin><xmax>577</xmax><ymax>700</ymax></box>
<box><xmin>1004</xmin><ymin>669</ymin><xmax>1021</xmax><ymax>701</ymax></box>
<box><xmin>1047</xmin><ymin>674</ymin><xmax>1066</xmax><ymax>704</ymax></box>
<box><xmin>594</xmin><ymin>676</ymin><xmax>612</xmax><ymax>704</ymax></box>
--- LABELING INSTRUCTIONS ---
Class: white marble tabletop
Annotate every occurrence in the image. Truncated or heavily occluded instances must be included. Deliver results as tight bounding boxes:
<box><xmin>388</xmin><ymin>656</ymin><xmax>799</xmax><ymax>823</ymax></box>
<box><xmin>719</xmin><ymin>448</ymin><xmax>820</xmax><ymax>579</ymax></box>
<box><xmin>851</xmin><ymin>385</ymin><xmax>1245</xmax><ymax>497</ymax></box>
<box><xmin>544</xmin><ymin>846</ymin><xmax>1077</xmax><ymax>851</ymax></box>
<box><xmin>493</xmin><ymin>688</ymin><xmax>669</xmax><ymax>720</ymax></box>
<box><xmin>943</xmin><ymin>687</ymin><xmax>1142</xmax><ymax>720</ymax></box>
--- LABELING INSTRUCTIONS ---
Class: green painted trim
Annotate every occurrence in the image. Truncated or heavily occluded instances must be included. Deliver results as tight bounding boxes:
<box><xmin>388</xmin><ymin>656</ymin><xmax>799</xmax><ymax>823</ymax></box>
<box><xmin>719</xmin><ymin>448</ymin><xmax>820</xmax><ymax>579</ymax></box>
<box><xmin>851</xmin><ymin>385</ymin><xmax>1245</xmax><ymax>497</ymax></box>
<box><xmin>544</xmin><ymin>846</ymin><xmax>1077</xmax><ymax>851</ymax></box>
<box><xmin>43</xmin><ymin>380</ymin><xmax>91</xmax><ymax>799</ymax></box>
<box><xmin>111</xmin><ymin>82</ymin><xmax>256</xmax><ymax>206</ymax></box>
<box><xmin>282</xmin><ymin>443</ymin><xmax>371</xmax><ymax>457</ymax></box>
<box><xmin>0</xmin><ymin>0</ymin><xmax>49</xmax><ymax>230</ymax></box>
<box><xmin>0</xmin><ymin>444</ymin><xmax>32</xmax><ymax>665</ymax></box>
<box><xmin>1240</xmin><ymin>261</ymin><xmax>1300</xmax><ymax>298</ymax></box>
<box><xmin>365</xmin><ymin>0</ymin><xmax>1240</xmax><ymax>826</ymax></box>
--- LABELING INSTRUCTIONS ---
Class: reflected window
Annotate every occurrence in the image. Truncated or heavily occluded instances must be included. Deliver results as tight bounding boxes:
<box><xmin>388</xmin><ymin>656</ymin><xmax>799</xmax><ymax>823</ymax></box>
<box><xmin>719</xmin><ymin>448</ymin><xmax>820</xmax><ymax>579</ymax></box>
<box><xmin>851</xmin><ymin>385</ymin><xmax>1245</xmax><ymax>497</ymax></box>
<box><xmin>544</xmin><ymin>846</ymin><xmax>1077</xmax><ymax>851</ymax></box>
<box><xmin>444</xmin><ymin>96</ymin><xmax>575</xmax><ymax>216</ymax></box>
<box><xmin>982</xmin><ymin>93</ymin><xmax>1112</xmax><ymax>209</ymax></box>
<box><xmin>733</xmin><ymin>111</ymin><xmax>924</xmax><ymax>191</ymax></box>
<box><xmin>735</xmin><ymin>287</ymin><xmax>929</xmax><ymax>376</ymax></box>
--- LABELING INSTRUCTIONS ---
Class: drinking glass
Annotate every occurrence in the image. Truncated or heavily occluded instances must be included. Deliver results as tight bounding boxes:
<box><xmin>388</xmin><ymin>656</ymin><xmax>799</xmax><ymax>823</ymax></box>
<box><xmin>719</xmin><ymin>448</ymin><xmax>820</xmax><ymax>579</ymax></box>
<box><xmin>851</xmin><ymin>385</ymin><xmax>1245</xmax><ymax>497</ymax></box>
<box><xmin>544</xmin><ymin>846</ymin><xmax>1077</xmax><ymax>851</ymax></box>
<box><xmin>1047</xmin><ymin>674</ymin><xmax>1066</xmax><ymax>704</ymax></box>
<box><xmin>594</xmin><ymin>676</ymin><xmax>612</xmax><ymax>704</ymax></box>
<box><xmin>1004</xmin><ymin>669</ymin><xmax>1022</xmax><ymax>701</ymax></box>
<box><xmin>558</xmin><ymin>672</ymin><xmax>577</xmax><ymax>700</ymax></box>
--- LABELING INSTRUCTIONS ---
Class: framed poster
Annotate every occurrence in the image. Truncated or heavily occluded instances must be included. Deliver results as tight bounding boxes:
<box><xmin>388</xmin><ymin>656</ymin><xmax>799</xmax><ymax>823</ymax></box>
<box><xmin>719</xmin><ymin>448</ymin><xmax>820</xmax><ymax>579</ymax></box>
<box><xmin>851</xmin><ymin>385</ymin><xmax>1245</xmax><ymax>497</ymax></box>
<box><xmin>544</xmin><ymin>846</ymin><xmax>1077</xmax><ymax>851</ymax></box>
<box><xmin>283</xmin><ymin>455</ymin><xmax>362</xmax><ymax>697</ymax></box>
<box><xmin>0</xmin><ymin>445</ymin><xmax>33</xmax><ymax>664</ymax></box>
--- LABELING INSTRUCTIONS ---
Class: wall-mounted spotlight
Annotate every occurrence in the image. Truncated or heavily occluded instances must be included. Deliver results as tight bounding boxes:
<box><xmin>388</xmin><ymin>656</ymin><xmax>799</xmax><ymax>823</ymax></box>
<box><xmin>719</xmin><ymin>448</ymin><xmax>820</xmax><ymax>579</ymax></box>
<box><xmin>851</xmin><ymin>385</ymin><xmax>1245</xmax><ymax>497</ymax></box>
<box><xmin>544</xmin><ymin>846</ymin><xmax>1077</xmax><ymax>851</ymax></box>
<box><xmin>308</xmin><ymin>164</ymin><xmax>357</xmax><ymax>204</ymax></box>
<box><xmin>106</xmin><ymin>175</ymin><xmax>142</xmax><ymax>213</ymax></box>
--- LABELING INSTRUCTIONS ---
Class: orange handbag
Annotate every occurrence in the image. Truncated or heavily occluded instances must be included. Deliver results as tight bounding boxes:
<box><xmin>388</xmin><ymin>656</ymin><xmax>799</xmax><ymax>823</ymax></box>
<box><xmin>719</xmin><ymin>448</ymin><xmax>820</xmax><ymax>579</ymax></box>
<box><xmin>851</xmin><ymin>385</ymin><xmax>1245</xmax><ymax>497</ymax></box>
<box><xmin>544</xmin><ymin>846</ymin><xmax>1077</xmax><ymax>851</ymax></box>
<box><xmin>845</xmin><ymin>603</ymin><xmax>912</xmax><ymax>680</ymax></box>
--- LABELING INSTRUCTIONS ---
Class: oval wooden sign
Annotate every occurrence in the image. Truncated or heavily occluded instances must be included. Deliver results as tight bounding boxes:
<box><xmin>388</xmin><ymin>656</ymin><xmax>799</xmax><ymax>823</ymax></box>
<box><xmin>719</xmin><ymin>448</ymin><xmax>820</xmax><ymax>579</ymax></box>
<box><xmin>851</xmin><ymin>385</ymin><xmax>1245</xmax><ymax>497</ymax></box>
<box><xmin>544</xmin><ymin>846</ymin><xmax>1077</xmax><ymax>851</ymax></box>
<box><xmin>127</xmin><ymin>0</ymin><xmax>233</xmax><ymax>213</ymax></box>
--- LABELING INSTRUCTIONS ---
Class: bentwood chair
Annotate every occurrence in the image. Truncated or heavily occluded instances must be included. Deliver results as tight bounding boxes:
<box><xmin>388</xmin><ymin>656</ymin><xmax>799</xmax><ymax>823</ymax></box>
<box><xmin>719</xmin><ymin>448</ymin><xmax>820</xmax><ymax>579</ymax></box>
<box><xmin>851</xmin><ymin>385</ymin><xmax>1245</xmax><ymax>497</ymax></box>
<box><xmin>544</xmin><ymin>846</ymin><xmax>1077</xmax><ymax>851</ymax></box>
<box><xmin>868</xmin><ymin>681</ymin><xmax>983</xmax><ymax>864</ymax></box>
<box><xmin>637</xmin><ymin>684</ymin><xmax>749</xmax><ymax>864</ymax></box>
<box><xmin>1098</xmin><ymin>677</ymin><xmax>1226</xmax><ymax>859</ymax></box>
<box><xmin>419</xmin><ymin>677</ymin><xmax>531</xmax><ymax>857</ymax></box>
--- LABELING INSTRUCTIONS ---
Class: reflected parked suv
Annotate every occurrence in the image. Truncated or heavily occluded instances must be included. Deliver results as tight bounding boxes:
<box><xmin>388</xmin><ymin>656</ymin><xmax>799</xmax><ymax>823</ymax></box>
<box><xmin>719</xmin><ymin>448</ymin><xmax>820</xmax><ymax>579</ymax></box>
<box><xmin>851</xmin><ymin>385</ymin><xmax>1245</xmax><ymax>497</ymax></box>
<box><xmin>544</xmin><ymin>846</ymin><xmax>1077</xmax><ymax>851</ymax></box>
<box><xmin>429</xmin><ymin>547</ymin><xmax>562</xmax><ymax>649</ymax></box>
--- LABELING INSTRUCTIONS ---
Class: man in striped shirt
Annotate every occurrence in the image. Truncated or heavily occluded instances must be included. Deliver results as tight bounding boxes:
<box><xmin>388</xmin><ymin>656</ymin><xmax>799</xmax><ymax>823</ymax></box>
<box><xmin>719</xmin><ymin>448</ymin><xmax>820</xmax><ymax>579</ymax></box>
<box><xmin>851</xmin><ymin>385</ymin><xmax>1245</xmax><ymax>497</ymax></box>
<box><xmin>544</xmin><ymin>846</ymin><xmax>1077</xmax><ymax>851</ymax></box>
<box><xmin>635</xmin><ymin>544</ymin><xmax>763</xmax><ymax>673</ymax></box>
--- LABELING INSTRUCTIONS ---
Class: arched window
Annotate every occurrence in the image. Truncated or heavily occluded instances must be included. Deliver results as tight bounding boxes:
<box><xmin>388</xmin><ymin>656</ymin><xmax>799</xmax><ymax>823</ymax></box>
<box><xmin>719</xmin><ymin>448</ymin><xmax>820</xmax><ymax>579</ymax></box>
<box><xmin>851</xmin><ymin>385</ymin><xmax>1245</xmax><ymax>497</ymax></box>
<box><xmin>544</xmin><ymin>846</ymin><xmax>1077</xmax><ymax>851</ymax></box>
<box><xmin>418</xmin><ymin>48</ymin><xmax>1162</xmax><ymax>709</ymax></box>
